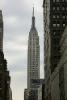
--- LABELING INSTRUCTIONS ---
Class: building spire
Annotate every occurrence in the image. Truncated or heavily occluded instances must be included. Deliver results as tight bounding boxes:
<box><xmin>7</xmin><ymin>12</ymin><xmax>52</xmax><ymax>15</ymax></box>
<box><xmin>33</xmin><ymin>6</ymin><xmax>34</xmax><ymax>17</ymax></box>
<box><xmin>32</xmin><ymin>6</ymin><xmax>35</xmax><ymax>28</ymax></box>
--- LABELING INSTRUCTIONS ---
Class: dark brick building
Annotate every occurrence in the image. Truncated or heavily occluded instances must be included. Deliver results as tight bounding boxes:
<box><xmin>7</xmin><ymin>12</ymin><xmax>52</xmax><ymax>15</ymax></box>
<box><xmin>0</xmin><ymin>10</ymin><xmax>12</xmax><ymax>100</ymax></box>
<box><xmin>50</xmin><ymin>0</ymin><xmax>67</xmax><ymax>73</ymax></box>
<box><xmin>43</xmin><ymin>0</ymin><xmax>67</xmax><ymax>100</ymax></box>
<box><xmin>0</xmin><ymin>51</ymin><xmax>11</xmax><ymax>100</ymax></box>
<box><xmin>43</xmin><ymin>0</ymin><xmax>67</xmax><ymax>73</ymax></box>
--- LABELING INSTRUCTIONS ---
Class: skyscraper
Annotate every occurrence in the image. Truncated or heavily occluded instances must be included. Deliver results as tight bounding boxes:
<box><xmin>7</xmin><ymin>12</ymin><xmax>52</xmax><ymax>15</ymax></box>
<box><xmin>0</xmin><ymin>10</ymin><xmax>3</xmax><ymax>51</ymax></box>
<box><xmin>0</xmin><ymin>10</ymin><xmax>12</xmax><ymax>100</ymax></box>
<box><xmin>43</xmin><ymin>0</ymin><xmax>67</xmax><ymax>100</ymax></box>
<box><xmin>27</xmin><ymin>7</ymin><xmax>40</xmax><ymax>88</ymax></box>
<box><xmin>43</xmin><ymin>0</ymin><xmax>67</xmax><ymax>74</ymax></box>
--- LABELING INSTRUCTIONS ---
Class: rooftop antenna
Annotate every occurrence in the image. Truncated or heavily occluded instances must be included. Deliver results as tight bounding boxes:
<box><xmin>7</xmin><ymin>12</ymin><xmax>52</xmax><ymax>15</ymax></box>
<box><xmin>33</xmin><ymin>5</ymin><xmax>34</xmax><ymax>17</ymax></box>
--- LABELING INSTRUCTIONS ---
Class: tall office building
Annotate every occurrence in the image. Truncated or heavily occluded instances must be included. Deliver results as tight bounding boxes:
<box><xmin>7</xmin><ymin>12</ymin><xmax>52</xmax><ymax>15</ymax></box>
<box><xmin>24</xmin><ymin>8</ymin><xmax>45</xmax><ymax>100</ymax></box>
<box><xmin>0</xmin><ymin>47</ymin><xmax>11</xmax><ymax>100</ymax></box>
<box><xmin>0</xmin><ymin>10</ymin><xmax>12</xmax><ymax>100</ymax></box>
<box><xmin>43</xmin><ymin>0</ymin><xmax>67</xmax><ymax>73</ymax></box>
<box><xmin>0</xmin><ymin>10</ymin><xmax>3</xmax><ymax>51</ymax></box>
<box><xmin>27</xmin><ymin>7</ymin><xmax>40</xmax><ymax>88</ymax></box>
<box><xmin>43</xmin><ymin>0</ymin><xmax>67</xmax><ymax>100</ymax></box>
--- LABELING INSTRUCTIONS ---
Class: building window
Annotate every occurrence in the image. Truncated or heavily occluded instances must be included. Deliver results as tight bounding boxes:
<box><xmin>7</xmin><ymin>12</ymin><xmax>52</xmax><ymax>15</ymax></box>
<box><xmin>53</xmin><ymin>32</ymin><xmax>56</xmax><ymax>35</ymax></box>
<box><xmin>66</xmin><ymin>7</ymin><xmax>67</xmax><ymax>10</ymax></box>
<box><xmin>63</xmin><ymin>24</ymin><xmax>65</xmax><ymax>27</ymax></box>
<box><xmin>53</xmin><ymin>15</ymin><xmax>56</xmax><ymax>18</ymax></box>
<box><xmin>53</xmin><ymin>24</ymin><xmax>56</xmax><ymax>27</ymax></box>
<box><xmin>62</xmin><ymin>7</ymin><xmax>65</xmax><ymax>11</ymax></box>
<box><xmin>53</xmin><ymin>7</ymin><xmax>55</xmax><ymax>10</ymax></box>
<box><xmin>57</xmin><ymin>15</ymin><xmax>60</xmax><ymax>18</ymax></box>
<box><xmin>57</xmin><ymin>7</ymin><xmax>60</xmax><ymax>10</ymax></box>
<box><xmin>56</xmin><ymin>0</ymin><xmax>59</xmax><ymax>2</ymax></box>
<box><xmin>62</xmin><ymin>16</ymin><xmax>65</xmax><ymax>19</ymax></box>
<box><xmin>57</xmin><ymin>24</ymin><xmax>60</xmax><ymax>27</ymax></box>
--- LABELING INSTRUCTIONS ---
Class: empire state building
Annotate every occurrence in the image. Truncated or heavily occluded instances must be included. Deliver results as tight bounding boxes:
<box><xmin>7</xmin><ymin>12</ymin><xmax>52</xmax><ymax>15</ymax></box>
<box><xmin>27</xmin><ymin>7</ymin><xmax>40</xmax><ymax>88</ymax></box>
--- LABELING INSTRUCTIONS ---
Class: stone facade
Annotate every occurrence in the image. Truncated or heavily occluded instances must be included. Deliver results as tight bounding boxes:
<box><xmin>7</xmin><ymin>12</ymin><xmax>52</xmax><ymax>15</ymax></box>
<box><xmin>51</xmin><ymin>27</ymin><xmax>67</xmax><ymax>100</ymax></box>
<box><xmin>51</xmin><ymin>67</ymin><xmax>60</xmax><ymax>100</ymax></box>
<box><xmin>58</xmin><ymin>27</ymin><xmax>67</xmax><ymax>100</ymax></box>
<box><xmin>43</xmin><ymin>0</ymin><xmax>51</xmax><ymax>99</ymax></box>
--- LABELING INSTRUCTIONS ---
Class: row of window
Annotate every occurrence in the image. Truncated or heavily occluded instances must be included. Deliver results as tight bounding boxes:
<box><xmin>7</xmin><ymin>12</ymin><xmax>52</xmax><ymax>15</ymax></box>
<box><xmin>52</xmin><ymin>23</ymin><xmax>66</xmax><ymax>27</ymax></box>
<box><xmin>53</xmin><ymin>15</ymin><xmax>67</xmax><ymax>19</ymax></box>
<box><xmin>53</xmin><ymin>6</ymin><xmax>67</xmax><ymax>11</ymax></box>
<box><xmin>53</xmin><ymin>0</ymin><xmax>67</xmax><ymax>2</ymax></box>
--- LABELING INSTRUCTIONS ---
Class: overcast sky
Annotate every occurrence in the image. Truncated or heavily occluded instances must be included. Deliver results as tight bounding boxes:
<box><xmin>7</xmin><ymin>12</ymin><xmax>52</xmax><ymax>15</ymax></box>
<box><xmin>0</xmin><ymin>0</ymin><xmax>44</xmax><ymax>100</ymax></box>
